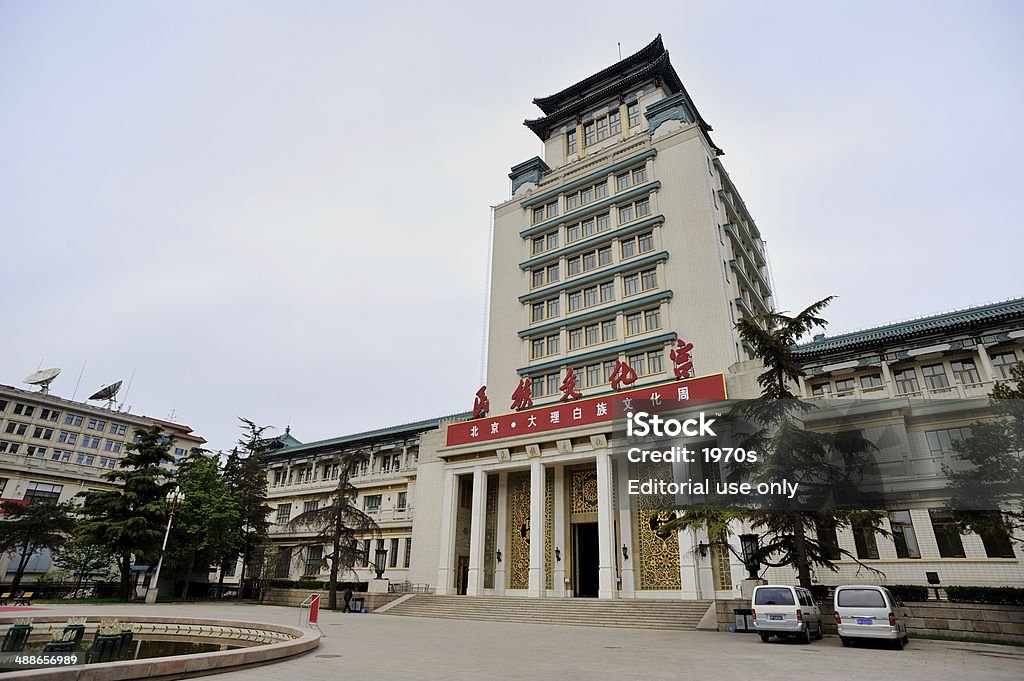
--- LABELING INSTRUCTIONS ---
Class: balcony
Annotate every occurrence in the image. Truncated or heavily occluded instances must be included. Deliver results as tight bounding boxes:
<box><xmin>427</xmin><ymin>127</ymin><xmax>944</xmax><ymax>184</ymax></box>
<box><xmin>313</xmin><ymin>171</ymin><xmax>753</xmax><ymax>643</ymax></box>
<box><xmin>806</xmin><ymin>378</ymin><xmax>998</xmax><ymax>402</ymax></box>
<box><xmin>268</xmin><ymin>465</ymin><xmax>415</xmax><ymax>493</ymax></box>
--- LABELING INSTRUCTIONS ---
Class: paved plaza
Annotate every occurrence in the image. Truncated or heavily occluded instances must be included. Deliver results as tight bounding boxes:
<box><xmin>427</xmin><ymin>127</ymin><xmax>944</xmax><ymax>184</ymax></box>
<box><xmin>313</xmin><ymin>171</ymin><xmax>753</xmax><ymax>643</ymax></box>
<box><xmin>11</xmin><ymin>602</ymin><xmax>1024</xmax><ymax>681</ymax></box>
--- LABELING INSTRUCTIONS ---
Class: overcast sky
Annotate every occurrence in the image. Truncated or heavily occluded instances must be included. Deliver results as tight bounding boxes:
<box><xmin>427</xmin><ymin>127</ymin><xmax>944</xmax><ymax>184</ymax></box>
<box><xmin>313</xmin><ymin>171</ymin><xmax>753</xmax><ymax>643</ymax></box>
<box><xmin>1</xmin><ymin>1</ymin><xmax>1021</xmax><ymax>452</ymax></box>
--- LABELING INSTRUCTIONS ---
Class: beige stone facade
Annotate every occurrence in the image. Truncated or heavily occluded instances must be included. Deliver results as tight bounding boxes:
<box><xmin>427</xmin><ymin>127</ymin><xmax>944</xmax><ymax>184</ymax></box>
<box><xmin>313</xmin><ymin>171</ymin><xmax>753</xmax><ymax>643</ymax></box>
<box><xmin>0</xmin><ymin>382</ymin><xmax>205</xmax><ymax>582</ymax></box>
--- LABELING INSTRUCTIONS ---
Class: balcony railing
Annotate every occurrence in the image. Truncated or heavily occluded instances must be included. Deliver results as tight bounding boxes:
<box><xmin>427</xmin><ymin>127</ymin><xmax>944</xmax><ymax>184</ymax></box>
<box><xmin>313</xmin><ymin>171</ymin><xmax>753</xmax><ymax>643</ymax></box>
<box><xmin>269</xmin><ymin>465</ymin><xmax>415</xmax><ymax>491</ymax></box>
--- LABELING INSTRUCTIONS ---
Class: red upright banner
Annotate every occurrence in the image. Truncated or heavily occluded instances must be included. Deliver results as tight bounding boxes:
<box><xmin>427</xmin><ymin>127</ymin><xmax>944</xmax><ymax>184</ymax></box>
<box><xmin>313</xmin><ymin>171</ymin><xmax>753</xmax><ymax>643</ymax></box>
<box><xmin>445</xmin><ymin>373</ymin><xmax>727</xmax><ymax>446</ymax></box>
<box><xmin>309</xmin><ymin>593</ymin><xmax>320</xmax><ymax>625</ymax></box>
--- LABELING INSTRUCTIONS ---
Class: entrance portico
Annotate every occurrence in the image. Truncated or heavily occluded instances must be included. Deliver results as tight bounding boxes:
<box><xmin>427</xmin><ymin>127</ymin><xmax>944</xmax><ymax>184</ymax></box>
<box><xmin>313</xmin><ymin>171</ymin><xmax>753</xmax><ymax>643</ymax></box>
<box><xmin>434</xmin><ymin>375</ymin><xmax>731</xmax><ymax>600</ymax></box>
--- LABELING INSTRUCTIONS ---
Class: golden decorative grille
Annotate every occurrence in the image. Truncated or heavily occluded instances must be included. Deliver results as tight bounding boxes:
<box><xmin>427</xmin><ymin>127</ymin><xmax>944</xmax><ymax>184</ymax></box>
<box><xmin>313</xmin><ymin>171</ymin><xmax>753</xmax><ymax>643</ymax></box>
<box><xmin>508</xmin><ymin>471</ymin><xmax>530</xmax><ymax>589</ymax></box>
<box><xmin>570</xmin><ymin>465</ymin><xmax>599</xmax><ymax>514</ymax></box>
<box><xmin>545</xmin><ymin>468</ymin><xmax>553</xmax><ymax>590</ymax></box>
<box><xmin>484</xmin><ymin>475</ymin><xmax>498</xmax><ymax>590</ymax></box>
<box><xmin>634</xmin><ymin>461</ymin><xmax>681</xmax><ymax>590</ymax></box>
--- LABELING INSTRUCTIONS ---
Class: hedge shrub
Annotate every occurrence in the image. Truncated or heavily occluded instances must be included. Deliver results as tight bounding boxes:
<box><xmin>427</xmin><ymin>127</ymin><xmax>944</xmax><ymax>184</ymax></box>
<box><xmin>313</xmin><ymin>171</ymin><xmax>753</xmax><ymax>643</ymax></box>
<box><xmin>266</xmin><ymin>578</ymin><xmax>367</xmax><ymax>591</ymax></box>
<box><xmin>945</xmin><ymin>586</ymin><xmax>1024</xmax><ymax>606</ymax></box>
<box><xmin>886</xmin><ymin>584</ymin><xmax>930</xmax><ymax>603</ymax></box>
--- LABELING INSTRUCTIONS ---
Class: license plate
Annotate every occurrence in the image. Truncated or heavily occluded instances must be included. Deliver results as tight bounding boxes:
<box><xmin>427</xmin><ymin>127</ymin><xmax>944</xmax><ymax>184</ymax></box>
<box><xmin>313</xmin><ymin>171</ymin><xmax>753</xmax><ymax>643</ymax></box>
<box><xmin>856</xmin><ymin>618</ymin><xmax>873</xmax><ymax>625</ymax></box>
<box><xmin>769</xmin><ymin>615</ymin><xmax>784</xmax><ymax>621</ymax></box>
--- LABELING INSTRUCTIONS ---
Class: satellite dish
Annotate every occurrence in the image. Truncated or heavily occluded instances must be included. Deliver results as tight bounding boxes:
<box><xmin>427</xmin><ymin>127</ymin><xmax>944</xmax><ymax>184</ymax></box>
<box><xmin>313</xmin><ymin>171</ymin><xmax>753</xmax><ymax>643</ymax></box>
<box><xmin>88</xmin><ymin>380</ymin><xmax>123</xmax><ymax>408</ymax></box>
<box><xmin>24</xmin><ymin>368</ymin><xmax>61</xmax><ymax>394</ymax></box>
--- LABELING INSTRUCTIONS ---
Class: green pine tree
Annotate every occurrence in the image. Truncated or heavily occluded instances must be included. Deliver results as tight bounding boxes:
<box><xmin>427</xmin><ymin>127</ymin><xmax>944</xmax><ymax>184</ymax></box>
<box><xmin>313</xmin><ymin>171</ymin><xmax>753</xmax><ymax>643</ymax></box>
<box><xmin>76</xmin><ymin>425</ymin><xmax>176</xmax><ymax>601</ymax></box>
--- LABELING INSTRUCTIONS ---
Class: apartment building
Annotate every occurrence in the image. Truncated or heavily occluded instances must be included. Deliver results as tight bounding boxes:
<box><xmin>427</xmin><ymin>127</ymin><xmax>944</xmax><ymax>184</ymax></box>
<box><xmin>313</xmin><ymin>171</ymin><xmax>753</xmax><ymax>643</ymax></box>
<box><xmin>0</xmin><ymin>381</ymin><xmax>206</xmax><ymax>582</ymax></box>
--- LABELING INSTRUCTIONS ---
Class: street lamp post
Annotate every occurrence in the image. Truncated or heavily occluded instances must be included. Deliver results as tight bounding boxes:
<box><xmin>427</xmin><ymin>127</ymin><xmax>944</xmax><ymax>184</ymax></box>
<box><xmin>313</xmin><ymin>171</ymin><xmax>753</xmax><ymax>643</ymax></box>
<box><xmin>374</xmin><ymin>547</ymin><xmax>387</xmax><ymax>580</ymax></box>
<box><xmin>145</xmin><ymin>486</ymin><xmax>185</xmax><ymax>604</ymax></box>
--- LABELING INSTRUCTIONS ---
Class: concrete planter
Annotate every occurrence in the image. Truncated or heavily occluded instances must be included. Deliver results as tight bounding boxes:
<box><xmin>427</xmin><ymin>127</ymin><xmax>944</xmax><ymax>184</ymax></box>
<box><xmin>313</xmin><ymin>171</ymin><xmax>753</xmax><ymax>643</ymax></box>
<box><xmin>261</xmin><ymin>588</ymin><xmax>401</xmax><ymax>612</ymax></box>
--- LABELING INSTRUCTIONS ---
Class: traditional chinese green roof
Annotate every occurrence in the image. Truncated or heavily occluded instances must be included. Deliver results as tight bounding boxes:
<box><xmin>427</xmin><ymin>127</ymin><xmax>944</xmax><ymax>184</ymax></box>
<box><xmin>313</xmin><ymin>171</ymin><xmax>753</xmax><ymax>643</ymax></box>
<box><xmin>523</xmin><ymin>34</ymin><xmax>714</xmax><ymax>144</ymax></box>
<box><xmin>794</xmin><ymin>297</ymin><xmax>1024</xmax><ymax>360</ymax></box>
<box><xmin>268</xmin><ymin>411</ymin><xmax>471</xmax><ymax>457</ymax></box>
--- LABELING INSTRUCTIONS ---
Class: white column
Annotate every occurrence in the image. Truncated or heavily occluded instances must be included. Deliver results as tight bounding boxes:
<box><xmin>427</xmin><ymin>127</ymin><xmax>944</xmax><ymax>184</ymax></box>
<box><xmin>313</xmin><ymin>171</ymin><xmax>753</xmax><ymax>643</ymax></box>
<box><xmin>616</xmin><ymin>460</ymin><xmax>635</xmax><ymax>598</ymax></box>
<box><xmin>595</xmin><ymin>451</ymin><xmax>617</xmax><ymax>599</ymax></box>
<box><xmin>553</xmin><ymin>464</ymin><xmax>567</xmax><ymax>597</ymax></box>
<box><xmin>495</xmin><ymin>471</ymin><xmax>509</xmax><ymax>592</ymax></box>
<box><xmin>527</xmin><ymin>457</ymin><xmax>546</xmax><ymax>598</ymax></box>
<box><xmin>977</xmin><ymin>343</ymin><xmax>996</xmax><ymax>383</ymax></box>
<box><xmin>434</xmin><ymin>468</ymin><xmax>457</xmax><ymax>595</ymax></box>
<box><xmin>677</xmin><ymin>527</ymin><xmax>701</xmax><ymax>599</ymax></box>
<box><xmin>880</xmin><ymin>360</ymin><xmax>895</xmax><ymax>397</ymax></box>
<box><xmin>466</xmin><ymin>467</ymin><xmax>487</xmax><ymax>596</ymax></box>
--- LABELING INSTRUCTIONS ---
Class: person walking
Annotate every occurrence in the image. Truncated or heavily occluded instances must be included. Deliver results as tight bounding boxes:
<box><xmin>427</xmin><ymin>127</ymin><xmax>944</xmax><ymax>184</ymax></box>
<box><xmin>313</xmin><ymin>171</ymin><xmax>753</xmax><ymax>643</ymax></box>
<box><xmin>343</xmin><ymin>588</ymin><xmax>353</xmax><ymax>613</ymax></box>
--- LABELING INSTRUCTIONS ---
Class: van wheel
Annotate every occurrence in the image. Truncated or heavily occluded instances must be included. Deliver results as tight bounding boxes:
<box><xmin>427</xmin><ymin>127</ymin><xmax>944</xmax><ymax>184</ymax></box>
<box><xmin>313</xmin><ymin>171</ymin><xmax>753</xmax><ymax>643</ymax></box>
<box><xmin>814</xmin><ymin>622</ymin><xmax>823</xmax><ymax>640</ymax></box>
<box><xmin>840</xmin><ymin>636</ymin><xmax>853</xmax><ymax>647</ymax></box>
<box><xmin>802</xmin><ymin>626</ymin><xmax>813</xmax><ymax>644</ymax></box>
<box><xmin>893</xmin><ymin>636</ymin><xmax>905</xmax><ymax>651</ymax></box>
<box><xmin>759</xmin><ymin>633</ymin><xmax>771</xmax><ymax>643</ymax></box>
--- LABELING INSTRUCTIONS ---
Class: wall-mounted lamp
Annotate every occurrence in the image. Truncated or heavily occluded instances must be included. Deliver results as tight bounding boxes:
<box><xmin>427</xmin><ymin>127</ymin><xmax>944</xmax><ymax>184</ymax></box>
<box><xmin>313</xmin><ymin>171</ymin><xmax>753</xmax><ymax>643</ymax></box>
<box><xmin>621</xmin><ymin>544</ymin><xmax>629</xmax><ymax>561</ymax></box>
<box><xmin>496</xmin><ymin>549</ymin><xmax>502</xmax><ymax>563</ymax></box>
<box><xmin>555</xmin><ymin>547</ymin><xmax>561</xmax><ymax>562</ymax></box>
<box><xmin>697</xmin><ymin>542</ymin><xmax>709</xmax><ymax>558</ymax></box>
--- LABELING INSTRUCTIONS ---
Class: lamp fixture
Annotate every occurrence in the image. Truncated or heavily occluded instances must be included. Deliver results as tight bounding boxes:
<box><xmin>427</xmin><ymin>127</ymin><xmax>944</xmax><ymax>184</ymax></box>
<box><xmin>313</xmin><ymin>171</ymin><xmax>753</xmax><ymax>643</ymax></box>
<box><xmin>621</xmin><ymin>544</ymin><xmax>629</xmax><ymax>561</ymax></box>
<box><xmin>496</xmin><ymin>549</ymin><xmax>502</xmax><ymax>563</ymax></box>
<box><xmin>555</xmin><ymin>547</ymin><xmax>561</xmax><ymax>562</ymax></box>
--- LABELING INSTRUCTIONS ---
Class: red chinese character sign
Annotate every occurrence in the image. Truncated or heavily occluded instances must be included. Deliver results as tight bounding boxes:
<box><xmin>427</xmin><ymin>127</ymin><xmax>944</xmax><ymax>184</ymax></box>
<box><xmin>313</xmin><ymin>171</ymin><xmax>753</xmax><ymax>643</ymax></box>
<box><xmin>472</xmin><ymin>386</ymin><xmax>489</xmax><ymax>419</ymax></box>
<box><xmin>670</xmin><ymin>339</ymin><xmax>695</xmax><ymax>379</ymax></box>
<box><xmin>560</xmin><ymin>368</ymin><xmax>582</xmax><ymax>402</ymax></box>
<box><xmin>445</xmin><ymin>373</ymin><xmax>727</xmax><ymax>446</ymax></box>
<box><xmin>609</xmin><ymin>359</ymin><xmax>638</xmax><ymax>391</ymax></box>
<box><xmin>510</xmin><ymin>378</ymin><xmax>533</xmax><ymax>411</ymax></box>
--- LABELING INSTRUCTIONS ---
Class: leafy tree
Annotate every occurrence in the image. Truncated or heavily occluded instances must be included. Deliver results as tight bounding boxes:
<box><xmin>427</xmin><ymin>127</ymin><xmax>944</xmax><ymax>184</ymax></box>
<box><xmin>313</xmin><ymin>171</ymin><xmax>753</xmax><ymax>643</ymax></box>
<box><xmin>0</xmin><ymin>500</ymin><xmax>75</xmax><ymax>591</ymax></box>
<box><xmin>166</xmin><ymin>449</ymin><xmax>240</xmax><ymax>598</ymax></box>
<box><xmin>947</xmin><ymin>361</ymin><xmax>1024</xmax><ymax>544</ymax></box>
<box><xmin>287</xmin><ymin>450</ymin><xmax>379</xmax><ymax>609</ymax></box>
<box><xmin>76</xmin><ymin>425</ymin><xmax>176</xmax><ymax>601</ymax></box>
<box><xmin>661</xmin><ymin>297</ymin><xmax>888</xmax><ymax>588</ymax></box>
<box><xmin>52</xmin><ymin>538</ymin><xmax>118</xmax><ymax>590</ymax></box>
<box><xmin>223</xmin><ymin>419</ymin><xmax>278</xmax><ymax>599</ymax></box>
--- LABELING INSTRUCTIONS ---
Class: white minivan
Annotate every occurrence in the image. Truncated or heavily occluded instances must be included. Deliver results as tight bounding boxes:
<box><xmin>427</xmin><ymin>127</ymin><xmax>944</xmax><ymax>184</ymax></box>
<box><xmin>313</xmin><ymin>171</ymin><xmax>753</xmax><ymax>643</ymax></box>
<box><xmin>834</xmin><ymin>585</ymin><xmax>909</xmax><ymax>649</ymax></box>
<box><xmin>751</xmin><ymin>584</ymin><xmax>823</xmax><ymax>643</ymax></box>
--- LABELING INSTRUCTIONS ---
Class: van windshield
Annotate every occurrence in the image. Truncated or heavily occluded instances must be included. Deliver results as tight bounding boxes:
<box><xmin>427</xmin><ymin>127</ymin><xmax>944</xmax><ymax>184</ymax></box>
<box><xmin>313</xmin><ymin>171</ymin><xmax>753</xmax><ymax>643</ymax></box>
<box><xmin>837</xmin><ymin>589</ymin><xmax>886</xmax><ymax>608</ymax></box>
<box><xmin>754</xmin><ymin>588</ymin><xmax>795</xmax><ymax>605</ymax></box>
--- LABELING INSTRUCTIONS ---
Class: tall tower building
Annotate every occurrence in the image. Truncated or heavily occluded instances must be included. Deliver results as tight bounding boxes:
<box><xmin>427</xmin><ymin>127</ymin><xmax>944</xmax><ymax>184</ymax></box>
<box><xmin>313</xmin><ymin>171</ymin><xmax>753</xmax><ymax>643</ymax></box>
<box><xmin>486</xmin><ymin>35</ymin><xmax>773</xmax><ymax>406</ymax></box>
<box><xmin>410</xmin><ymin>36</ymin><xmax>774</xmax><ymax>602</ymax></box>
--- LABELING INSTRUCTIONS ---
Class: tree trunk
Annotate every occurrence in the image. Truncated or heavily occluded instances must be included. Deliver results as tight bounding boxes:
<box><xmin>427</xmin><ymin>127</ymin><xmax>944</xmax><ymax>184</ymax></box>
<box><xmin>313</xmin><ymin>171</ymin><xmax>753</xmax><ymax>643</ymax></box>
<box><xmin>237</xmin><ymin>534</ymin><xmax>248</xmax><ymax>600</ymax></box>
<box><xmin>328</xmin><ymin>537</ymin><xmax>341</xmax><ymax>610</ymax></box>
<box><xmin>10</xmin><ymin>540</ymin><xmax>34</xmax><ymax>591</ymax></box>
<box><xmin>119</xmin><ymin>551</ymin><xmax>132</xmax><ymax>602</ymax></box>
<box><xmin>792</xmin><ymin>513</ymin><xmax>813</xmax><ymax>589</ymax></box>
<box><xmin>216</xmin><ymin>560</ymin><xmax>227</xmax><ymax>598</ymax></box>
<box><xmin>179</xmin><ymin>555</ymin><xmax>195</xmax><ymax>599</ymax></box>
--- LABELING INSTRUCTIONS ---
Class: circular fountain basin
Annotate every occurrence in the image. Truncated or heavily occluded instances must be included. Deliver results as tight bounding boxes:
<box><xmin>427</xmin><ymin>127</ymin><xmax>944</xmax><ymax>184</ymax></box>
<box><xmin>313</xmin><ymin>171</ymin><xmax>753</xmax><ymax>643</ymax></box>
<box><xmin>0</xmin><ymin>615</ymin><xmax>319</xmax><ymax>680</ymax></box>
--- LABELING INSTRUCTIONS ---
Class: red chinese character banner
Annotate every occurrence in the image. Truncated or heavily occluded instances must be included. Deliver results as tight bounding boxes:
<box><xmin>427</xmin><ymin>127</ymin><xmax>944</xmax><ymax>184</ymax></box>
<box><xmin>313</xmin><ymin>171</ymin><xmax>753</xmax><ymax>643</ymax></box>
<box><xmin>446</xmin><ymin>373</ymin><xmax>727</xmax><ymax>446</ymax></box>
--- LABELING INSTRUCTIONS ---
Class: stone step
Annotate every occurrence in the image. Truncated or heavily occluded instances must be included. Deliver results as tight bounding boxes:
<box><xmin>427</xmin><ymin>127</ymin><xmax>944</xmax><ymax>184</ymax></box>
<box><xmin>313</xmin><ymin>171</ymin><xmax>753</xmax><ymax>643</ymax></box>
<box><xmin>381</xmin><ymin>595</ymin><xmax>713</xmax><ymax>631</ymax></box>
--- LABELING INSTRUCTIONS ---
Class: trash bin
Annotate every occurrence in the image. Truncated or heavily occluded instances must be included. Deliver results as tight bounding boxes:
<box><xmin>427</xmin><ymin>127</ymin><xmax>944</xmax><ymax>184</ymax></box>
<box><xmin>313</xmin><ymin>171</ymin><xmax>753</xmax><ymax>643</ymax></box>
<box><xmin>351</xmin><ymin>597</ymin><xmax>364</xmax><ymax>612</ymax></box>
<box><xmin>733</xmin><ymin>608</ymin><xmax>754</xmax><ymax>632</ymax></box>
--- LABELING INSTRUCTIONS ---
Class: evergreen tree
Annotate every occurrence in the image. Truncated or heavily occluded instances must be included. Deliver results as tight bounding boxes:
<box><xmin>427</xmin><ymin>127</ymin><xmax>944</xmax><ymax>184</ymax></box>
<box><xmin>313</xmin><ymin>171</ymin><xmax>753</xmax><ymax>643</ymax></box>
<box><xmin>76</xmin><ymin>425</ymin><xmax>176</xmax><ymax>601</ymax></box>
<box><xmin>287</xmin><ymin>450</ymin><xmax>379</xmax><ymax>609</ymax></box>
<box><xmin>0</xmin><ymin>500</ymin><xmax>75</xmax><ymax>591</ymax></box>
<box><xmin>661</xmin><ymin>297</ymin><xmax>888</xmax><ymax>588</ymax></box>
<box><xmin>947</xmin><ymin>361</ymin><xmax>1024</xmax><ymax>544</ymax></box>
<box><xmin>224</xmin><ymin>419</ymin><xmax>277</xmax><ymax>599</ymax></box>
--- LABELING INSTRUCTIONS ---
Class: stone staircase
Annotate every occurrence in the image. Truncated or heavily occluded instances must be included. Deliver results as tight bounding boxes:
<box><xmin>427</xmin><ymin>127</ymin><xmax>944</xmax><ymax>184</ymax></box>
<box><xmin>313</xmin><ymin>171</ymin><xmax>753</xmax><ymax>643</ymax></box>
<box><xmin>380</xmin><ymin>594</ymin><xmax>713</xmax><ymax>631</ymax></box>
